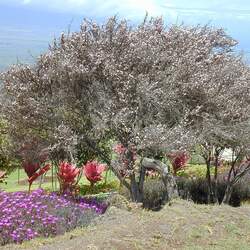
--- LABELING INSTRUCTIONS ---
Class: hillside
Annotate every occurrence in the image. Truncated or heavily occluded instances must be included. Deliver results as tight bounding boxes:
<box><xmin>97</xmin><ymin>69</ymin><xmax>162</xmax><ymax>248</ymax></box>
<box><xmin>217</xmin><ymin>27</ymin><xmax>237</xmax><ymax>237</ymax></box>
<box><xmin>2</xmin><ymin>199</ymin><xmax>250</xmax><ymax>250</ymax></box>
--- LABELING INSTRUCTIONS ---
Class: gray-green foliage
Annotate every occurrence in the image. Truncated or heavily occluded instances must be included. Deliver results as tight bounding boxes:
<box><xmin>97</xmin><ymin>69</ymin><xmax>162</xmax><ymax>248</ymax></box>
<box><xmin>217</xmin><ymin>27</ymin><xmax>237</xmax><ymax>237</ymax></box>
<box><xmin>1</xmin><ymin>16</ymin><xmax>249</xmax><ymax>201</ymax></box>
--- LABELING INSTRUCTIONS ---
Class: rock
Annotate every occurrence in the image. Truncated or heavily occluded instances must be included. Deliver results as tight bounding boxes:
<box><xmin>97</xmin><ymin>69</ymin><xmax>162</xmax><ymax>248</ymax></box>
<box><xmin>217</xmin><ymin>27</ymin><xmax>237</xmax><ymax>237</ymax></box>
<box><xmin>141</xmin><ymin>157</ymin><xmax>178</xmax><ymax>200</ymax></box>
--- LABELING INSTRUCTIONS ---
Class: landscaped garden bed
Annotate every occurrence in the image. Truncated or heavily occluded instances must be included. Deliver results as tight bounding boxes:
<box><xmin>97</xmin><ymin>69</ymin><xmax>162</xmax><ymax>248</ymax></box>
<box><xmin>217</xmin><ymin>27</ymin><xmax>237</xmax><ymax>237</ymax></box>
<box><xmin>0</xmin><ymin>189</ymin><xmax>108</xmax><ymax>246</ymax></box>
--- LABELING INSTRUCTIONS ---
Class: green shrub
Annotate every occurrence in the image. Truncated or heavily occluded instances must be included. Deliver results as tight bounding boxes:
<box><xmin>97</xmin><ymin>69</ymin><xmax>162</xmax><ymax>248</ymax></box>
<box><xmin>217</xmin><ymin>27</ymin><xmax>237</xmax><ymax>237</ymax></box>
<box><xmin>189</xmin><ymin>153</ymin><xmax>206</xmax><ymax>165</ymax></box>
<box><xmin>177</xmin><ymin>164</ymin><xmax>215</xmax><ymax>178</ymax></box>
<box><xmin>79</xmin><ymin>180</ymin><xmax>120</xmax><ymax>196</ymax></box>
<box><xmin>142</xmin><ymin>179</ymin><xmax>168</xmax><ymax>210</ymax></box>
<box><xmin>0</xmin><ymin>119</ymin><xmax>19</xmax><ymax>173</ymax></box>
<box><xmin>176</xmin><ymin>177</ymin><xmax>250</xmax><ymax>206</ymax></box>
<box><xmin>106</xmin><ymin>193</ymin><xmax>131</xmax><ymax>210</ymax></box>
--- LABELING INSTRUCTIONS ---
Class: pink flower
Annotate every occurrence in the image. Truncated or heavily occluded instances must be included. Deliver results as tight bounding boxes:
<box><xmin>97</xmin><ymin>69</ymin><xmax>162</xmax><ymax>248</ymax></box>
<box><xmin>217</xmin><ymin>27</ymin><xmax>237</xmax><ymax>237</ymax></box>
<box><xmin>113</xmin><ymin>144</ymin><xmax>126</xmax><ymax>154</ymax></box>
<box><xmin>83</xmin><ymin>161</ymin><xmax>106</xmax><ymax>185</ymax></box>
<box><xmin>58</xmin><ymin>162</ymin><xmax>80</xmax><ymax>186</ymax></box>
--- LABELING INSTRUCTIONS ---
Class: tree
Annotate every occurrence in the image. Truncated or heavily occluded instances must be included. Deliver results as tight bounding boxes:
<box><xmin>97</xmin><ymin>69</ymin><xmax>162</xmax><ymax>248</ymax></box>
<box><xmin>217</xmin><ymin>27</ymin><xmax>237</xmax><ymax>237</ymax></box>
<box><xmin>221</xmin><ymin>121</ymin><xmax>250</xmax><ymax>204</ymax></box>
<box><xmin>195</xmin><ymin>55</ymin><xmax>250</xmax><ymax>203</ymax></box>
<box><xmin>1</xmin><ymin>16</ymin><xmax>249</xmax><ymax>202</ymax></box>
<box><xmin>0</xmin><ymin>118</ymin><xmax>19</xmax><ymax>173</ymax></box>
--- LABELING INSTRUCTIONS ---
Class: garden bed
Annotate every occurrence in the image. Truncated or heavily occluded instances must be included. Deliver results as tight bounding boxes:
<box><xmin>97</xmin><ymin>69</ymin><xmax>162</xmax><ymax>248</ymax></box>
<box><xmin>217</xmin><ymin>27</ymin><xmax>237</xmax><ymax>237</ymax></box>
<box><xmin>0</xmin><ymin>189</ymin><xmax>108</xmax><ymax>246</ymax></box>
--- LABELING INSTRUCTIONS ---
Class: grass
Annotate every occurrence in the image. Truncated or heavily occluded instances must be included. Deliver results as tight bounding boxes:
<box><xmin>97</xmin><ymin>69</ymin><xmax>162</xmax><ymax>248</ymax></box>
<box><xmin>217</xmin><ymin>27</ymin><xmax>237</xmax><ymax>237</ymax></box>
<box><xmin>175</xmin><ymin>164</ymin><xmax>215</xmax><ymax>179</ymax></box>
<box><xmin>0</xmin><ymin>168</ymin><xmax>118</xmax><ymax>193</ymax></box>
<box><xmin>176</xmin><ymin>163</ymin><xmax>233</xmax><ymax>179</ymax></box>
<box><xmin>0</xmin><ymin>199</ymin><xmax>249</xmax><ymax>250</ymax></box>
<box><xmin>0</xmin><ymin>163</ymin><xmax>249</xmax><ymax>249</ymax></box>
<box><xmin>1</xmin><ymin>163</ymin><xmax>229</xmax><ymax>192</ymax></box>
<box><xmin>0</xmin><ymin>168</ymin><xmax>56</xmax><ymax>192</ymax></box>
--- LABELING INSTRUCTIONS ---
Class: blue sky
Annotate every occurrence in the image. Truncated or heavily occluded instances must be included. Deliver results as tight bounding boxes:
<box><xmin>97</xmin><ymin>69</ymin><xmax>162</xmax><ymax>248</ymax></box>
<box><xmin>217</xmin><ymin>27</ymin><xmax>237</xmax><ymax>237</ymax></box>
<box><xmin>0</xmin><ymin>0</ymin><xmax>250</xmax><ymax>70</ymax></box>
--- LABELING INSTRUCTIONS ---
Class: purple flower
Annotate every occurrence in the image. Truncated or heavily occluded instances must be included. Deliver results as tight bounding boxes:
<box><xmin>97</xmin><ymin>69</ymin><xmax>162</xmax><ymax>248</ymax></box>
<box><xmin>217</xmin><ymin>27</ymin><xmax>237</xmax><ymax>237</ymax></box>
<box><xmin>0</xmin><ymin>189</ymin><xmax>107</xmax><ymax>246</ymax></box>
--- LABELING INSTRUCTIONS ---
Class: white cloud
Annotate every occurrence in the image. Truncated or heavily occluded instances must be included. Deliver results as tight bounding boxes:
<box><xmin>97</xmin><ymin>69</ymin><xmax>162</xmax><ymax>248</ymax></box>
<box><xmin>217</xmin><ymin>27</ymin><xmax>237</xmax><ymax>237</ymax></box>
<box><xmin>22</xmin><ymin>0</ymin><xmax>32</xmax><ymax>4</ymax></box>
<box><xmin>1</xmin><ymin>0</ymin><xmax>250</xmax><ymax>21</ymax></box>
<box><xmin>1</xmin><ymin>0</ymin><xmax>175</xmax><ymax>19</ymax></box>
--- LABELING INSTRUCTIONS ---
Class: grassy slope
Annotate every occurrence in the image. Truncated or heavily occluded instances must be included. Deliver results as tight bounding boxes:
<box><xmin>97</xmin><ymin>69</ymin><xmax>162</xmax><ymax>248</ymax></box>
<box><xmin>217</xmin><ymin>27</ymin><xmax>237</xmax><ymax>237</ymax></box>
<box><xmin>1</xmin><ymin>199</ymin><xmax>250</xmax><ymax>250</ymax></box>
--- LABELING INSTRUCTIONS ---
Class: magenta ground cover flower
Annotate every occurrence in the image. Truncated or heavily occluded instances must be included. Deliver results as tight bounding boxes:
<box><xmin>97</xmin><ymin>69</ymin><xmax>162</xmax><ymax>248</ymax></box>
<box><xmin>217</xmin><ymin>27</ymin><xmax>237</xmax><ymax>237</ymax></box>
<box><xmin>0</xmin><ymin>189</ymin><xmax>107</xmax><ymax>246</ymax></box>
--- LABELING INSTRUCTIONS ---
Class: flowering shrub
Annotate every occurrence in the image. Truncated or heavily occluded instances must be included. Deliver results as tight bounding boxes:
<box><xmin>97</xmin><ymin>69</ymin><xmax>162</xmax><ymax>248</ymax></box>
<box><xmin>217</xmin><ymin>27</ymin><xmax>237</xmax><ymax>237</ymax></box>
<box><xmin>57</xmin><ymin>162</ymin><xmax>80</xmax><ymax>192</ymax></box>
<box><xmin>113</xmin><ymin>144</ymin><xmax>126</xmax><ymax>155</ymax></box>
<box><xmin>113</xmin><ymin>143</ymin><xmax>137</xmax><ymax>177</ymax></box>
<box><xmin>146</xmin><ymin>169</ymin><xmax>159</xmax><ymax>178</ymax></box>
<box><xmin>167</xmin><ymin>152</ymin><xmax>190</xmax><ymax>175</ymax></box>
<box><xmin>83</xmin><ymin>161</ymin><xmax>106</xmax><ymax>186</ymax></box>
<box><xmin>0</xmin><ymin>189</ymin><xmax>107</xmax><ymax>245</ymax></box>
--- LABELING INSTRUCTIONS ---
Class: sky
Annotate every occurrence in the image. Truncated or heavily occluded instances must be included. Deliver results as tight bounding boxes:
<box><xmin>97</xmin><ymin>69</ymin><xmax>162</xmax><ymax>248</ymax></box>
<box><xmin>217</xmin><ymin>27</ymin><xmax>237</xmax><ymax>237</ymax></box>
<box><xmin>0</xmin><ymin>0</ymin><xmax>250</xmax><ymax>70</ymax></box>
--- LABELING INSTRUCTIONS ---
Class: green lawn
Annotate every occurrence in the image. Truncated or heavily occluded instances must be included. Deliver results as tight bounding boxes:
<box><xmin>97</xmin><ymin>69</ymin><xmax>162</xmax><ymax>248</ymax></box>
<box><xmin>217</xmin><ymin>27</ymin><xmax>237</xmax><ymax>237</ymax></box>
<box><xmin>0</xmin><ymin>168</ymin><xmax>56</xmax><ymax>192</ymax></box>
<box><xmin>178</xmin><ymin>164</ymin><xmax>215</xmax><ymax>178</ymax></box>
<box><xmin>0</xmin><ymin>168</ymin><xmax>117</xmax><ymax>192</ymax></box>
<box><xmin>1</xmin><ymin>163</ymin><xmax>219</xmax><ymax>193</ymax></box>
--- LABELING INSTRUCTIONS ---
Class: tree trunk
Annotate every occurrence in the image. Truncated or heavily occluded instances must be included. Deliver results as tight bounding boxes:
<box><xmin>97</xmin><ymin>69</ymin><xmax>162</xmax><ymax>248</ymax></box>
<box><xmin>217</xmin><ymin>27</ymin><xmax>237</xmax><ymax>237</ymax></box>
<box><xmin>138</xmin><ymin>164</ymin><xmax>146</xmax><ymax>198</ymax></box>
<box><xmin>17</xmin><ymin>167</ymin><xmax>20</xmax><ymax>184</ymax></box>
<box><xmin>39</xmin><ymin>174</ymin><xmax>44</xmax><ymax>188</ymax></box>
<box><xmin>222</xmin><ymin>153</ymin><xmax>238</xmax><ymax>204</ymax></box>
<box><xmin>130</xmin><ymin>174</ymin><xmax>142</xmax><ymax>202</ymax></box>
<box><xmin>128</xmin><ymin>157</ymin><xmax>178</xmax><ymax>203</ymax></box>
<box><xmin>213</xmin><ymin>149</ymin><xmax>222</xmax><ymax>204</ymax></box>
<box><xmin>206</xmin><ymin>161</ymin><xmax>213</xmax><ymax>203</ymax></box>
<box><xmin>223</xmin><ymin>161</ymin><xmax>250</xmax><ymax>204</ymax></box>
<box><xmin>214</xmin><ymin>166</ymin><xmax>219</xmax><ymax>204</ymax></box>
<box><xmin>222</xmin><ymin>184</ymin><xmax>233</xmax><ymax>204</ymax></box>
<box><xmin>141</xmin><ymin>157</ymin><xmax>178</xmax><ymax>200</ymax></box>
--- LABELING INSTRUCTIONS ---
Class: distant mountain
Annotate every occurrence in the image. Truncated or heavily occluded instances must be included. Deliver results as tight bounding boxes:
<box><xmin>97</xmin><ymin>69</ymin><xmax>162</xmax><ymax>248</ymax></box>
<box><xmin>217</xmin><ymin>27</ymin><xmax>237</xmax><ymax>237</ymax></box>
<box><xmin>0</xmin><ymin>4</ymin><xmax>249</xmax><ymax>72</ymax></box>
<box><xmin>0</xmin><ymin>28</ymin><xmax>50</xmax><ymax>71</ymax></box>
<box><xmin>0</xmin><ymin>4</ymin><xmax>84</xmax><ymax>72</ymax></box>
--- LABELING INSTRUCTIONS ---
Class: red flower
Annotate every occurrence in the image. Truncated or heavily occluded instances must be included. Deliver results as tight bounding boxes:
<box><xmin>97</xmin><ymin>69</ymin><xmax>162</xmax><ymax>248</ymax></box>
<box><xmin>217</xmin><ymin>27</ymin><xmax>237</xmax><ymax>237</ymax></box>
<box><xmin>22</xmin><ymin>162</ymin><xmax>51</xmax><ymax>192</ymax></box>
<box><xmin>22</xmin><ymin>162</ymin><xmax>40</xmax><ymax>178</ymax></box>
<box><xmin>83</xmin><ymin>161</ymin><xmax>106</xmax><ymax>185</ymax></box>
<box><xmin>58</xmin><ymin>162</ymin><xmax>80</xmax><ymax>186</ymax></box>
<box><xmin>167</xmin><ymin>152</ymin><xmax>189</xmax><ymax>175</ymax></box>
<box><xmin>28</xmin><ymin>164</ymin><xmax>51</xmax><ymax>185</ymax></box>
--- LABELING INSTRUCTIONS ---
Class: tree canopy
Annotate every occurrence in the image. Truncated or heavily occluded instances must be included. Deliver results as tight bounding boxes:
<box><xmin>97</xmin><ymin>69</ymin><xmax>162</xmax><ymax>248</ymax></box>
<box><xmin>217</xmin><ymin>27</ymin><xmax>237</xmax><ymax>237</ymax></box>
<box><xmin>1</xmin><ymin>16</ymin><xmax>249</xmax><ymax>201</ymax></box>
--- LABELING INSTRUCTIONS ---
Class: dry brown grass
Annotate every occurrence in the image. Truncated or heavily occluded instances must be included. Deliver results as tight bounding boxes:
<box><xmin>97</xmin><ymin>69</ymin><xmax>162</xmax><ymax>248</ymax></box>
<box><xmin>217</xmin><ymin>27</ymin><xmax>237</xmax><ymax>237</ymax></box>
<box><xmin>1</xmin><ymin>199</ymin><xmax>250</xmax><ymax>250</ymax></box>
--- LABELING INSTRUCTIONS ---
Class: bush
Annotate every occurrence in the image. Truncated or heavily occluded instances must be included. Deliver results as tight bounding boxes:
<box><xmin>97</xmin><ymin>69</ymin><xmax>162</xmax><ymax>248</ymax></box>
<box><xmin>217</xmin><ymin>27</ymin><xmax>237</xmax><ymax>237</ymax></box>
<box><xmin>54</xmin><ymin>205</ymin><xmax>99</xmax><ymax>232</ymax></box>
<box><xmin>167</xmin><ymin>152</ymin><xmax>189</xmax><ymax>175</ymax></box>
<box><xmin>142</xmin><ymin>179</ymin><xmax>168</xmax><ymax>210</ymax></box>
<box><xmin>176</xmin><ymin>177</ymin><xmax>210</xmax><ymax>204</ymax></box>
<box><xmin>189</xmin><ymin>153</ymin><xmax>206</xmax><ymax>165</ymax></box>
<box><xmin>79</xmin><ymin>180</ymin><xmax>120</xmax><ymax>196</ymax></box>
<box><xmin>106</xmin><ymin>193</ymin><xmax>131</xmax><ymax>211</ymax></box>
<box><xmin>0</xmin><ymin>189</ymin><xmax>107</xmax><ymax>245</ymax></box>
<box><xmin>177</xmin><ymin>164</ymin><xmax>215</xmax><ymax>179</ymax></box>
<box><xmin>176</xmin><ymin>177</ymin><xmax>250</xmax><ymax>206</ymax></box>
<box><xmin>57</xmin><ymin>162</ymin><xmax>80</xmax><ymax>192</ymax></box>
